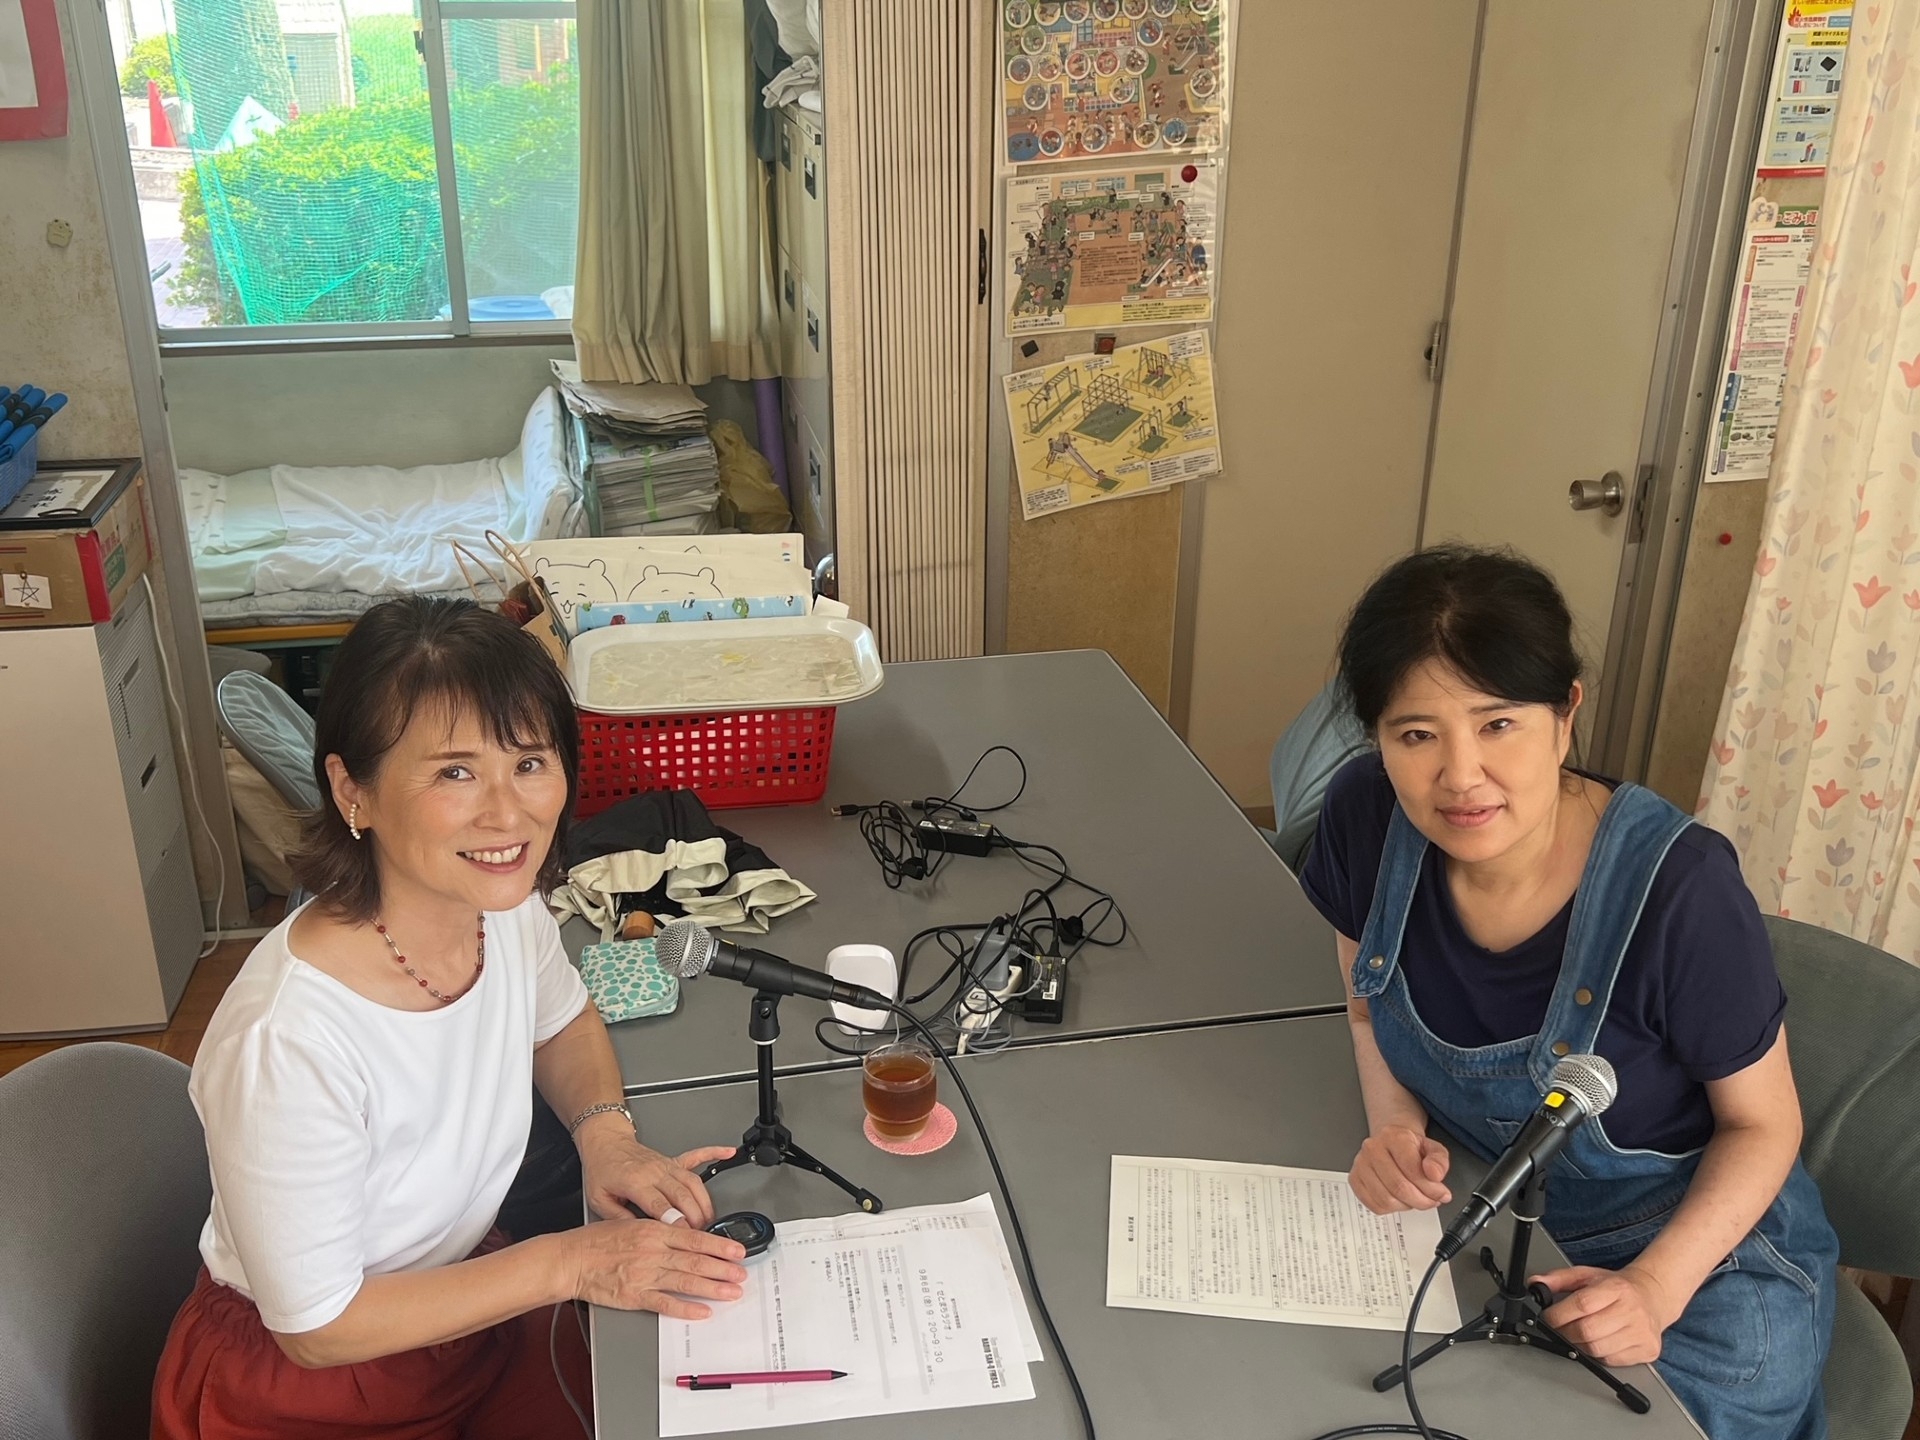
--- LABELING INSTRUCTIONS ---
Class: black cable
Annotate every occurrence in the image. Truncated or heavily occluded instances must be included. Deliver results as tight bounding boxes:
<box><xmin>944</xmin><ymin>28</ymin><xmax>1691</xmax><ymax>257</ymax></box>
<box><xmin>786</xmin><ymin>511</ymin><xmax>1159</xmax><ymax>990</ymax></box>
<box><xmin>887</xmin><ymin>1003</ymin><xmax>1097</xmax><ymax>1440</ymax></box>
<box><xmin>996</xmin><ymin>837</ymin><xmax>1128</xmax><ymax>960</ymax></box>
<box><xmin>843</xmin><ymin>746</ymin><xmax>1030</xmax><ymax>888</ymax></box>
<box><xmin>858</xmin><ymin>801</ymin><xmax>946</xmax><ymax>888</ymax></box>
<box><xmin>1306</xmin><ymin>1252</ymin><xmax>1462</xmax><ymax>1440</ymax></box>
<box><xmin>922</xmin><ymin>743</ymin><xmax>1028</xmax><ymax>815</ymax></box>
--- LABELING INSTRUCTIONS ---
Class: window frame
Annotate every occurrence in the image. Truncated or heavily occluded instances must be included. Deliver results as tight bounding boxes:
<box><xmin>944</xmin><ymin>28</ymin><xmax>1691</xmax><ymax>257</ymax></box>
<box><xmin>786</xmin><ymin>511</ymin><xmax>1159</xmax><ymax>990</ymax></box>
<box><xmin>154</xmin><ymin>0</ymin><xmax>577</xmax><ymax>352</ymax></box>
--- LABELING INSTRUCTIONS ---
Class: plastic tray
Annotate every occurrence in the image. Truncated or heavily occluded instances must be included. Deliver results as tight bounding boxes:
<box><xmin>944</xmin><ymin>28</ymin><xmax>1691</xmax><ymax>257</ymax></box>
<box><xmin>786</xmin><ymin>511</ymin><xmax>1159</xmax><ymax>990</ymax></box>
<box><xmin>566</xmin><ymin>615</ymin><xmax>885</xmax><ymax>716</ymax></box>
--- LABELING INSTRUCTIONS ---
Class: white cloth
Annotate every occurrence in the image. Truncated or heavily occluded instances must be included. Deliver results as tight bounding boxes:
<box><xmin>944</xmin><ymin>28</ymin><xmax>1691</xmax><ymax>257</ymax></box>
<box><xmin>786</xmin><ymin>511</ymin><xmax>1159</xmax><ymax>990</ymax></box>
<box><xmin>765</xmin><ymin>0</ymin><xmax>818</xmax><ymax>57</ymax></box>
<box><xmin>549</xmin><ymin>843</ymin><xmax>818</xmax><ymax>940</ymax></box>
<box><xmin>761</xmin><ymin>54</ymin><xmax>820</xmax><ymax>111</ymax></box>
<box><xmin>190</xmin><ymin>896</ymin><xmax>590</xmax><ymax>1334</ymax></box>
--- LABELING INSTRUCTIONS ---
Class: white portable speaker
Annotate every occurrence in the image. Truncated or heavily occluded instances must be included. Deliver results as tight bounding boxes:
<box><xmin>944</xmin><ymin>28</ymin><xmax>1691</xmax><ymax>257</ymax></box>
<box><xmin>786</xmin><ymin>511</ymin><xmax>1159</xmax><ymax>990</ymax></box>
<box><xmin>826</xmin><ymin>943</ymin><xmax>896</xmax><ymax>1035</ymax></box>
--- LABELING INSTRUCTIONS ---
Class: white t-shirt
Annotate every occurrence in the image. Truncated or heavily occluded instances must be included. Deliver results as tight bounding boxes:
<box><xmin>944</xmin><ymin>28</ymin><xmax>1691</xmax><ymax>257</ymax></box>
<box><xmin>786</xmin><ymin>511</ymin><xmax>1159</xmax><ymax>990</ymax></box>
<box><xmin>190</xmin><ymin>894</ymin><xmax>590</xmax><ymax>1333</ymax></box>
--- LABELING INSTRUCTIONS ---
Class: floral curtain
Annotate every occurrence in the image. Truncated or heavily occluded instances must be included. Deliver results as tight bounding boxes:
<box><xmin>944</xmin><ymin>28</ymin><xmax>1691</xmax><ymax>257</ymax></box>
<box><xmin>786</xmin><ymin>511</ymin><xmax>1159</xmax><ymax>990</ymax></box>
<box><xmin>1699</xmin><ymin>4</ymin><xmax>1920</xmax><ymax>959</ymax></box>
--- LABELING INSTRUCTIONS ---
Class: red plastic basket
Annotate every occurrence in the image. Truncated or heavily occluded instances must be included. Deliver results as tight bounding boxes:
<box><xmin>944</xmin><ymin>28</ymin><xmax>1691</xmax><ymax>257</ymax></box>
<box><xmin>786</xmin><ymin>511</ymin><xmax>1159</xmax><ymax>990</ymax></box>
<box><xmin>573</xmin><ymin>705</ymin><xmax>839</xmax><ymax>816</ymax></box>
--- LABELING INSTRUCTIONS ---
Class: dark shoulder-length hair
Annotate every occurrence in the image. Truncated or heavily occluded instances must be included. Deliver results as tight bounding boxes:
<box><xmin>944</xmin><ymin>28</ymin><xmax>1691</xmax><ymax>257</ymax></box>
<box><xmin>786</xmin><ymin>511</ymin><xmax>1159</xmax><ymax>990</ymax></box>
<box><xmin>1335</xmin><ymin>544</ymin><xmax>1584</xmax><ymax>734</ymax></box>
<box><xmin>291</xmin><ymin>596</ymin><xmax>579</xmax><ymax>922</ymax></box>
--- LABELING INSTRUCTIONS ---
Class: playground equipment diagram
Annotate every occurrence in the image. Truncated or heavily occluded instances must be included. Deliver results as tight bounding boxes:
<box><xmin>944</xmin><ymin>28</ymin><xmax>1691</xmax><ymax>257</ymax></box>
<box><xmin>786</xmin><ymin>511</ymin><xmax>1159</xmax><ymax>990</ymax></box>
<box><xmin>1004</xmin><ymin>329</ymin><xmax>1220</xmax><ymax>518</ymax></box>
<box><xmin>1002</xmin><ymin>0</ymin><xmax>1228</xmax><ymax>166</ymax></box>
<box><xmin>1006</xmin><ymin>161</ymin><xmax>1217</xmax><ymax>334</ymax></box>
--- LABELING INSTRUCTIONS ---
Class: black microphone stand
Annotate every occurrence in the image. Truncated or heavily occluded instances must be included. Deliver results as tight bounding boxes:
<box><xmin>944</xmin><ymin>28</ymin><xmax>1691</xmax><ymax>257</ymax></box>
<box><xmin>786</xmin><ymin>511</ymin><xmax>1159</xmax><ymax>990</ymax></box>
<box><xmin>1371</xmin><ymin>1170</ymin><xmax>1650</xmax><ymax>1414</ymax></box>
<box><xmin>695</xmin><ymin>989</ymin><xmax>884</xmax><ymax>1214</ymax></box>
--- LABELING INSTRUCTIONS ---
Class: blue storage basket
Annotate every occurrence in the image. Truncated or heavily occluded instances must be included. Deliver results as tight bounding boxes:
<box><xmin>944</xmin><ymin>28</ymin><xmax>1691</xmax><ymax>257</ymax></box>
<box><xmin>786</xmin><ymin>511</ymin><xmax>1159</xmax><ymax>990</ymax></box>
<box><xmin>0</xmin><ymin>433</ymin><xmax>38</xmax><ymax>512</ymax></box>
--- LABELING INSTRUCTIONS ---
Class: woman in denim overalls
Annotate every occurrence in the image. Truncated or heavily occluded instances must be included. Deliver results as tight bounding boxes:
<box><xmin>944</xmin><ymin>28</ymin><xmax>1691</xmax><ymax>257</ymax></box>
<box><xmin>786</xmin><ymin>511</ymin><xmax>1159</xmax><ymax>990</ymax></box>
<box><xmin>1305</xmin><ymin>548</ymin><xmax>1837</xmax><ymax>1440</ymax></box>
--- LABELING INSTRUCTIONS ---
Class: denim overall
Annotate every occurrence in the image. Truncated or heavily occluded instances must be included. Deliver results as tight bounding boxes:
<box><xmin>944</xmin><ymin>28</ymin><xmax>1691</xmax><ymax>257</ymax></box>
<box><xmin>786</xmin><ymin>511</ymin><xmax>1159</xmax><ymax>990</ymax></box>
<box><xmin>1351</xmin><ymin>783</ymin><xmax>1838</xmax><ymax>1440</ymax></box>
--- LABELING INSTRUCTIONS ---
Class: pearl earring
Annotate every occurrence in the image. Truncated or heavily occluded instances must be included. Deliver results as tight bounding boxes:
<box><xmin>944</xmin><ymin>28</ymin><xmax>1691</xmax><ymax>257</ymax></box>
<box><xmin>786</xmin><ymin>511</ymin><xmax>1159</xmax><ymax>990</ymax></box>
<box><xmin>348</xmin><ymin>803</ymin><xmax>362</xmax><ymax>841</ymax></box>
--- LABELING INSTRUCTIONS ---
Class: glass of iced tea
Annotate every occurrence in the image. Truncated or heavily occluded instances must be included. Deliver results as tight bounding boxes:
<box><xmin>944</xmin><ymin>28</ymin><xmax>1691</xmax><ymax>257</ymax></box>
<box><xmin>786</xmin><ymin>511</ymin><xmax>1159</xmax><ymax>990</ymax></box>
<box><xmin>861</xmin><ymin>1040</ymin><xmax>938</xmax><ymax>1141</ymax></box>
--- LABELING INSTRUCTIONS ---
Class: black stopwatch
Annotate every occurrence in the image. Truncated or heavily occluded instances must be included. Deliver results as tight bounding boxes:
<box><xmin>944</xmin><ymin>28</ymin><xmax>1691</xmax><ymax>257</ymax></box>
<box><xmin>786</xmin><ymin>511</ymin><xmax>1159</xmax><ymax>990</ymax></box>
<box><xmin>708</xmin><ymin>1210</ymin><xmax>776</xmax><ymax>1256</ymax></box>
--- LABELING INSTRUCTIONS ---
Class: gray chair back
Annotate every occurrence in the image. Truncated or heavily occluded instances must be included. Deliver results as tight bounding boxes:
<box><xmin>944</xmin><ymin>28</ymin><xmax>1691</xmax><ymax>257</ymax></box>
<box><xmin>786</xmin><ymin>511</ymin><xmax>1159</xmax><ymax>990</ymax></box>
<box><xmin>0</xmin><ymin>1044</ymin><xmax>210</xmax><ymax>1440</ymax></box>
<box><xmin>1765</xmin><ymin>914</ymin><xmax>1920</xmax><ymax>1277</ymax></box>
<box><xmin>1268</xmin><ymin>681</ymin><xmax>1369</xmax><ymax>873</ymax></box>
<box><xmin>214</xmin><ymin>670</ymin><xmax>320</xmax><ymax>813</ymax></box>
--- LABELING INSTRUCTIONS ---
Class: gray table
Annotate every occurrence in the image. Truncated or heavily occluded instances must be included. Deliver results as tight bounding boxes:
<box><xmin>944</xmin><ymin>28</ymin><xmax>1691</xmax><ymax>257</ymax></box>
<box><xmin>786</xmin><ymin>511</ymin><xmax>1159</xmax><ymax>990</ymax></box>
<box><xmin>574</xmin><ymin>651</ymin><xmax>1344</xmax><ymax>1094</ymax></box>
<box><xmin>595</xmin><ymin>1017</ymin><xmax>1700</xmax><ymax>1440</ymax></box>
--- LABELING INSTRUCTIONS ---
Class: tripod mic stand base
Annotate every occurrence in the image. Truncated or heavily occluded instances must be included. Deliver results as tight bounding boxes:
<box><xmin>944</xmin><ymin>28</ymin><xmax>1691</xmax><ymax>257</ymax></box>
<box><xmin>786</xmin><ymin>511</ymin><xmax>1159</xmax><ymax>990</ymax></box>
<box><xmin>699</xmin><ymin>1121</ymin><xmax>884</xmax><ymax>1214</ymax></box>
<box><xmin>1371</xmin><ymin>1244</ymin><xmax>1650</xmax><ymax>1415</ymax></box>
<box><xmin>695</xmin><ymin>990</ymin><xmax>885</xmax><ymax>1214</ymax></box>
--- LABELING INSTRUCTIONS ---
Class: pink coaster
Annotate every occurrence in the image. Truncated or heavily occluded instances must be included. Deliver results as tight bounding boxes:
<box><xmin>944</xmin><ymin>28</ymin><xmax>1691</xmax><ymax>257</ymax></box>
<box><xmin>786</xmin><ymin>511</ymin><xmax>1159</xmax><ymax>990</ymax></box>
<box><xmin>864</xmin><ymin>1102</ymin><xmax>957</xmax><ymax>1155</ymax></box>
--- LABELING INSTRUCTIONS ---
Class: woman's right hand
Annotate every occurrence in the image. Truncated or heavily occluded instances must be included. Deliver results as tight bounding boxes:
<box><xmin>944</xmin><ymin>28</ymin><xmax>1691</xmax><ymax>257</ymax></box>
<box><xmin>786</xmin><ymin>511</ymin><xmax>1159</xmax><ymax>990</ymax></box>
<box><xmin>1349</xmin><ymin>1125</ymin><xmax>1452</xmax><ymax>1214</ymax></box>
<box><xmin>562</xmin><ymin>1217</ymin><xmax>749</xmax><ymax>1320</ymax></box>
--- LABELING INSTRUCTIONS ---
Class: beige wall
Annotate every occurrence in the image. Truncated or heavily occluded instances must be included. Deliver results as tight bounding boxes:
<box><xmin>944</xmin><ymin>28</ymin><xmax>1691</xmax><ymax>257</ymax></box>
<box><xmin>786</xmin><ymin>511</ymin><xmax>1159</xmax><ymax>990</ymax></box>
<box><xmin>0</xmin><ymin>1</ymin><xmax>141</xmax><ymax>461</ymax></box>
<box><xmin>1184</xmin><ymin>0</ymin><xmax>1480</xmax><ymax>804</ymax></box>
<box><xmin>1646</xmin><ymin>478</ymin><xmax>1768</xmax><ymax>808</ymax></box>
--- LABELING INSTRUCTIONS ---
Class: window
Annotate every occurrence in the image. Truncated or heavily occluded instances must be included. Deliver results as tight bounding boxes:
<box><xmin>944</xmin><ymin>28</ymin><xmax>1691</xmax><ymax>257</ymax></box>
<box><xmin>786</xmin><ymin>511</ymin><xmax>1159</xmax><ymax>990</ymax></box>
<box><xmin>122</xmin><ymin>0</ymin><xmax>578</xmax><ymax>342</ymax></box>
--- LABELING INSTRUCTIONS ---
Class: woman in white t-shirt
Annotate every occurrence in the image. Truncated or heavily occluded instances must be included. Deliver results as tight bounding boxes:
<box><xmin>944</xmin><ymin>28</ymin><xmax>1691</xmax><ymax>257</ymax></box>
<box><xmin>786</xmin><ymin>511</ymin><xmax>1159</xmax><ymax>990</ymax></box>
<box><xmin>153</xmin><ymin>597</ymin><xmax>750</xmax><ymax>1438</ymax></box>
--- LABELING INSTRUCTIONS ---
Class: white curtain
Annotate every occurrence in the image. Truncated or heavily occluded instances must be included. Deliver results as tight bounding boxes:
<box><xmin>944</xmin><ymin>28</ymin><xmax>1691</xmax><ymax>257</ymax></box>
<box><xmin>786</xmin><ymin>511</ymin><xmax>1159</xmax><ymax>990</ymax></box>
<box><xmin>1699</xmin><ymin>3</ymin><xmax>1920</xmax><ymax>959</ymax></box>
<box><xmin>573</xmin><ymin>0</ymin><xmax>778</xmax><ymax>385</ymax></box>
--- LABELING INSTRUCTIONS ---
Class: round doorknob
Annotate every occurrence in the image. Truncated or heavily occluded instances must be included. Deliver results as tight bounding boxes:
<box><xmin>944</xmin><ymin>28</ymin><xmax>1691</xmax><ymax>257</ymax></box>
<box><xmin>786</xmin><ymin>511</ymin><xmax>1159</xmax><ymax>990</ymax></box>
<box><xmin>1568</xmin><ymin>471</ymin><xmax>1625</xmax><ymax>516</ymax></box>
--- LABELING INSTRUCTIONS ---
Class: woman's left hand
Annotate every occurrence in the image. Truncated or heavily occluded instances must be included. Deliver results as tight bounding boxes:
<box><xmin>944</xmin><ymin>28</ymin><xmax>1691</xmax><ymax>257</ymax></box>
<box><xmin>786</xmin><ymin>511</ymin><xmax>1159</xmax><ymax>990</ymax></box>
<box><xmin>1530</xmin><ymin>1263</ymin><xmax>1683</xmax><ymax>1368</ymax></box>
<box><xmin>578</xmin><ymin>1123</ymin><xmax>736</xmax><ymax>1229</ymax></box>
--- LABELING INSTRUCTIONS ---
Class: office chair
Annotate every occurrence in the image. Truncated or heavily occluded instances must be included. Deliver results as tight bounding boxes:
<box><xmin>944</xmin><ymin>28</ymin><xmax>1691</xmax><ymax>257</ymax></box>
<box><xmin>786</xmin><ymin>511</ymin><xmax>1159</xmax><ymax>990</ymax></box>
<box><xmin>215</xmin><ymin>669</ymin><xmax>320</xmax><ymax>910</ymax></box>
<box><xmin>1266</xmin><ymin>680</ymin><xmax>1369</xmax><ymax>873</ymax></box>
<box><xmin>214</xmin><ymin>670</ymin><xmax>320</xmax><ymax>813</ymax></box>
<box><xmin>0</xmin><ymin>1044</ymin><xmax>209</xmax><ymax>1440</ymax></box>
<box><xmin>1765</xmin><ymin>914</ymin><xmax>1920</xmax><ymax>1440</ymax></box>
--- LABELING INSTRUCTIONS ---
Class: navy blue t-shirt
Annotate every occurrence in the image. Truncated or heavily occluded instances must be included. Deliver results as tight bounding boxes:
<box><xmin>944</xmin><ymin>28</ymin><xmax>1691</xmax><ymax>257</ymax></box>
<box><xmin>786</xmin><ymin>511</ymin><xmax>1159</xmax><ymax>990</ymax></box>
<box><xmin>1298</xmin><ymin>753</ymin><xmax>1785</xmax><ymax>1154</ymax></box>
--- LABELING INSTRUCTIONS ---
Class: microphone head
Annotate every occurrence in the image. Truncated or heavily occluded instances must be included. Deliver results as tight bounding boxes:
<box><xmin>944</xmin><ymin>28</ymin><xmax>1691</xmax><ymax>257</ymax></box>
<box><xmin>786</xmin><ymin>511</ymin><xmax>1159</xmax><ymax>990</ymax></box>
<box><xmin>656</xmin><ymin>917</ymin><xmax>717</xmax><ymax>979</ymax></box>
<box><xmin>1548</xmin><ymin>1053</ymin><xmax>1618</xmax><ymax>1117</ymax></box>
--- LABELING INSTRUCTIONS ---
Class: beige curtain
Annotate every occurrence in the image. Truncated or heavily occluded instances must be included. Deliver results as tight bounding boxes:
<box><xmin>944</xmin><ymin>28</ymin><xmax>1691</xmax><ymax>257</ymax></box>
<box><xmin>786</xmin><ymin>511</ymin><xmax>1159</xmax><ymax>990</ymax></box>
<box><xmin>574</xmin><ymin>0</ymin><xmax>777</xmax><ymax>385</ymax></box>
<box><xmin>1698</xmin><ymin>3</ymin><xmax>1920</xmax><ymax>959</ymax></box>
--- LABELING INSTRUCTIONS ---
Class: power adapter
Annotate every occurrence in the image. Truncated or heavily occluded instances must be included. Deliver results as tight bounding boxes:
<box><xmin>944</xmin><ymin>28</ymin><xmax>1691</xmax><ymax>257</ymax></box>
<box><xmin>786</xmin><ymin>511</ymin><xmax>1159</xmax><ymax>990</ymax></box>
<box><xmin>1019</xmin><ymin>953</ymin><xmax>1067</xmax><ymax>1025</ymax></box>
<box><xmin>916</xmin><ymin>816</ymin><xmax>997</xmax><ymax>857</ymax></box>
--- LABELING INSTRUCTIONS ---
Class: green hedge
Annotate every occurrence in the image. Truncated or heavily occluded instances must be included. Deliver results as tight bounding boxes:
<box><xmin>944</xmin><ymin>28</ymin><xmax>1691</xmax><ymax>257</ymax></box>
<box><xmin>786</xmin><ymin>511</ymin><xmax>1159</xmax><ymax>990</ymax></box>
<box><xmin>176</xmin><ymin>78</ymin><xmax>577</xmax><ymax>326</ymax></box>
<box><xmin>120</xmin><ymin>34</ymin><xmax>177</xmax><ymax>99</ymax></box>
<box><xmin>348</xmin><ymin>15</ymin><xmax>425</xmax><ymax>102</ymax></box>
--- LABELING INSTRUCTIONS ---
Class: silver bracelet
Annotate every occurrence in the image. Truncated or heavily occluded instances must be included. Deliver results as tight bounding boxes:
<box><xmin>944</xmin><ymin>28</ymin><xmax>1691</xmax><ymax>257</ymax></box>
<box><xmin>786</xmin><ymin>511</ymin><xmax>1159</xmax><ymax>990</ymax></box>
<box><xmin>567</xmin><ymin>1101</ymin><xmax>633</xmax><ymax>1137</ymax></box>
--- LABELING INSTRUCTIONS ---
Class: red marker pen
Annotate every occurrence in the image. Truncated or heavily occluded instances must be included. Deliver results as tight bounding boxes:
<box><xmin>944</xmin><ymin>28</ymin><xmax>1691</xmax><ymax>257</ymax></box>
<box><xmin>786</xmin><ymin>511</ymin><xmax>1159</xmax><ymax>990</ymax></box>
<box><xmin>677</xmin><ymin>1370</ymin><xmax>848</xmax><ymax>1391</ymax></box>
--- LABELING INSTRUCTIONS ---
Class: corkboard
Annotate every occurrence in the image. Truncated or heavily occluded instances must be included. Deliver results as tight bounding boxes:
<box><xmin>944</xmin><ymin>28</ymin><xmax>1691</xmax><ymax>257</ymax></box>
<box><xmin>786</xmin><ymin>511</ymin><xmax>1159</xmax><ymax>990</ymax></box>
<box><xmin>1004</xmin><ymin>487</ymin><xmax>1181</xmax><ymax>713</ymax></box>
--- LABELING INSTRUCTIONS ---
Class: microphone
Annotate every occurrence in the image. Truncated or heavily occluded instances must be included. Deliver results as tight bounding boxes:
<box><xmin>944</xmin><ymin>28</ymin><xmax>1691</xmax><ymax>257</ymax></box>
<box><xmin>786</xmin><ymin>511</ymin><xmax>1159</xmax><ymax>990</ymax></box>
<box><xmin>1436</xmin><ymin>1053</ymin><xmax>1618</xmax><ymax>1260</ymax></box>
<box><xmin>656</xmin><ymin>918</ymin><xmax>894</xmax><ymax>1011</ymax></box>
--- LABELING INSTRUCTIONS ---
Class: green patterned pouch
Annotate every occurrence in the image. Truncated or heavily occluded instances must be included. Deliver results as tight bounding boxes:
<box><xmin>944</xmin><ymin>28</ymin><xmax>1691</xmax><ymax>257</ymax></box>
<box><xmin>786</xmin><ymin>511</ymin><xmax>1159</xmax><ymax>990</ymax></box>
<box><xmin>578</xmin><ymin>938</ymin><xmax>679</xmax><ymax>1022</ymax></box>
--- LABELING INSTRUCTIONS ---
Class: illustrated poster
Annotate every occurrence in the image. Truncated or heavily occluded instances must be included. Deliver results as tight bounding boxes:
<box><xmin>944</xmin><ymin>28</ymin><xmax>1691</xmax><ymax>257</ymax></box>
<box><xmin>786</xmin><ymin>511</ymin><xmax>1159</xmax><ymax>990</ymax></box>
<box><xmin>1006</xmin><ymin>161</ymin><xmax>1217</xmax><ymax>334</ymax></box>
<box><xmin>1002</xmin><ymin>0</ymin><xmax>1227</xmax><ymax>166</ymax></box>
<box><xmin>1003</xmin><ymin>329</ymin><xmax>1220</xmax><ymax>518</ymax></box>
<box><xmin>1706</xmin><ymin>200</ymin><xmax>1821</xmax><ymax>482</ymax></box>
<box><xmin>1759</xmin><ymin>2</ymin><xmax>1852</xmax><ymax>175</ymax></box>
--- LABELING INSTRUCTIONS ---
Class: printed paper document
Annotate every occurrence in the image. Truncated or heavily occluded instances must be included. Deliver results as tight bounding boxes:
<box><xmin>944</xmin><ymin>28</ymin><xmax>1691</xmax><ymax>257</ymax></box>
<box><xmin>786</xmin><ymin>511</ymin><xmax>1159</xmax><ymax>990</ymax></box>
<box><xmin>658</xmin><ymin>1196</ymin><xmax>1039</xmax><ymax>1436</ymax></box>
<box><xmin>1107</xmin><ymin>1156</ymin><xmax>1464</xmax><ymax>1333</ymax></box>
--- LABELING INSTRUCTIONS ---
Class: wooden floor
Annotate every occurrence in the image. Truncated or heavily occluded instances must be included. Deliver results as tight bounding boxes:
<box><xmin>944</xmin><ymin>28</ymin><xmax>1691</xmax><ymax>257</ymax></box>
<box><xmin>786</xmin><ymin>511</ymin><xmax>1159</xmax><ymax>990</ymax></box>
<box><xmin>3</xmin><ymin>905</ymin><xmax>1914</xmax><ymax>1430</ymax></box>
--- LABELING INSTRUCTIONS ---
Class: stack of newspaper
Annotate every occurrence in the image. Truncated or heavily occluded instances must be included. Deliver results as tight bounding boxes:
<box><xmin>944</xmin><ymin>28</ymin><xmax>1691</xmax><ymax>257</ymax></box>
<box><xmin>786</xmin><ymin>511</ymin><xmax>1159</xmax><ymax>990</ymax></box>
<box><xmin>551</xmin><ymin>360</ymin><xmax>722</xmax><ymax>535</ymax></box>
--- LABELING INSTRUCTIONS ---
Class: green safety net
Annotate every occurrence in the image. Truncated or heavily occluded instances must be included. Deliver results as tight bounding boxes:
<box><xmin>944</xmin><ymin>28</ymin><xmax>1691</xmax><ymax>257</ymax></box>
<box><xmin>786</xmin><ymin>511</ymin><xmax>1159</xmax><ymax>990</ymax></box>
<box><xmin>152</xmin><ymin>0</ymin><xmax>578</xmax><ymax>328</ymax></box>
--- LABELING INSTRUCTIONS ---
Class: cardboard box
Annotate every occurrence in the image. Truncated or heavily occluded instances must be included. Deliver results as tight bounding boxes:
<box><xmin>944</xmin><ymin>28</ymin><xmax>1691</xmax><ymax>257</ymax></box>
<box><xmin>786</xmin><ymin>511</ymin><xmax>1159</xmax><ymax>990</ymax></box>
<box><xmin>0</xmin><ymin>459</ymin><xmax>150</xmax><ymax>628</ymax></box>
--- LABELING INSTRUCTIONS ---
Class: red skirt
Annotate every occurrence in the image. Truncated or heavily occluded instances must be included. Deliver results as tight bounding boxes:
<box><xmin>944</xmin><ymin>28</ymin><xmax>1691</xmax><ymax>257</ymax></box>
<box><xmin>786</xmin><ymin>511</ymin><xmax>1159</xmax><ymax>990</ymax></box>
<box><xmin>150</xmin><ymin>1231</ymin><xmax>593</xmax><ymax>1440</ymax></box>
